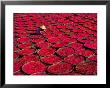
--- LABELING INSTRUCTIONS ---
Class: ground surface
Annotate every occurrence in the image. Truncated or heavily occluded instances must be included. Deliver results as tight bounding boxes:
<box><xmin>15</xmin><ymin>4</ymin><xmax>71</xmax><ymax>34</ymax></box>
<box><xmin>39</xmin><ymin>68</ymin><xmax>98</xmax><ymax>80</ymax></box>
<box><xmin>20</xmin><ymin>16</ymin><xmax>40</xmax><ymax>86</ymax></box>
<box><xmin>14</xmin><ymin>13</ymin><xmax>97</xmax><ymax>75</ymax></box>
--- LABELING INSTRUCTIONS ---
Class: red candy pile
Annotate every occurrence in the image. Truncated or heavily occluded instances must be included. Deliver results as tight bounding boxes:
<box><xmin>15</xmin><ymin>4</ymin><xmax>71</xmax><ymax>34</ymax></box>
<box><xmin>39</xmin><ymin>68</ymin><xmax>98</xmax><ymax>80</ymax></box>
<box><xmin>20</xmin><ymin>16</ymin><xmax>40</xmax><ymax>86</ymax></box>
<box><xmin>14</xmin><ymin>13</ymin><xmax>97</xmax><ymax>75</ymax></box>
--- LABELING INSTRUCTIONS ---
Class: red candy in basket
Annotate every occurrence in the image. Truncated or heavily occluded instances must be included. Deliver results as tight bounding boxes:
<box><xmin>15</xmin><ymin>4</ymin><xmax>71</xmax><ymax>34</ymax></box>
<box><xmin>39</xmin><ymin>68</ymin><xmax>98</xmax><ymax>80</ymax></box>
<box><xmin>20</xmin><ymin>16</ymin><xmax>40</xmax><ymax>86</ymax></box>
<box><xmin>76</xmin><ymin>61</ymin><xmax>97</xmax><ymax>75</ymax></box>
<box><xmin>20</xmin><ymin>55</ymin><xmax>39</xmax><ymax>64</ymax></box>
<box><xmin>19</xmin><ymin>49</ymin><xmax>35</xmax><ymax>55</ymax></box>
<box><xmin>47</xmin><ymin>62</ymin><xmax>72</xmax><ymax>75</ymax></box>
<box><xmin>18</xmin><ymin>43</ymin><xmax>32</xmax><ymax>49</ymax></box>
<box><xmin>88</xmin><ymin>55</ymin><xmax>97</xmax><ymax>61</ymax></box>
<box><xmin>22</xmin><ymin>61</ymin><xmax>46</xmax><ymax>75</ymax></box>
<box><xmin>57</xmin><ymin>47</ymin><xmax>74</xmax><ymax>57</ymax></box>
<box><xmin>84</xmin><ymin>41</ymin><xmax>97</xmax><ymax>49</ymax></box>
<box><xmin>38</xmin><ymin>48</ymin><xmax>55</xmax><ymax>56</ymax></box>
<box><xmin>41</xmin><ymin>55</ymin><xmax>62</xmax><ymax>64</ymax></box>
<box><xmin>17</xmin><ymin>37</ymin><xmax>30</xmax><ymax>43</ymax></box>
<box><xmin>64</xmin><ymin>54</ymin><xmax>84</xmax><ymax>65</ymax></box>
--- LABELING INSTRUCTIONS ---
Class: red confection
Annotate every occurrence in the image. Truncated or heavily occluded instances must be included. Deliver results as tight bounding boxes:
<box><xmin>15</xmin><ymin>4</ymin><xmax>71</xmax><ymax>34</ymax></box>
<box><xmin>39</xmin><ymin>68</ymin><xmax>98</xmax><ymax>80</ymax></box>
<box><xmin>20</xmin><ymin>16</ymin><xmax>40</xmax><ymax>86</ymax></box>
<box><xmin>84</xmin><ymin>41</ymin><xmax>97</xmax><ymax>49</ymax></box>
<box><xmin>73</xmin><ymin>29</ymin><xmax>83</xmax><ymax>33</ymax></box>
<box><xmin>77</xmin><ymin>37</ymin><xmax>89</xmax><ymax>43</ymax></box>
<box><xmin>62</xmin><ymin>38</ymin><xmax>73</xmax><ymax>43</ymax></box>
<box><xmin>57</xmin><ymin>25</ymin><xmax>63</xmax><ymax>29</ymax></box>
<box><xmin>58</xmin><ymin>34</ymin><xmax>68</xmax><ymax>40</ymax></box>
<box><xmin>70</xmin><ymin>42</ymin><xmax>83</xmax><ymax>50</ymax></box>
<box><xmin>76</xmin><ymin>48</ymin><xmax>94</xmax><ymax>57</ymax></box>
<box><xmin>47</xmin><ymin>62</ymin><xmax>72</xmax><ymax>75</ymax></box>
<box><xmin>52</xmin><ymin>42</ymin><xmax>65</xmax><ymax>48</ymax></box>
<box><xmin>76</xmin><ymin>61</ymin><xmax>97</xmax><ymax>75</ymax></box>
<box><xmin>22</xmin><ymin>61</ymin><xmax>46</xmax><ymax>74</ymax></box>
<box><xmin>48</xmin><ymin>37</ymin><xmax>60</xmax><ymax>43</ymax></box>
<box><xmin>20</xmin><ymin>55</ymin><xmax>39</xmax><ymax>64</ymax></box>
<box><xmin>69</xmin><ymin>38</ymin><xmax>77</xmax><ymax>43</ymax></box>
<box><xmin>88</xmin><ymin>36</ymin><xmax>96</xmax><ymax>41</ymax></box>
<box><xmin>18</xmin><ymin>43</ymin><xmax>32</xmax><ymax>49</ymax></box>
<box><xmin>30</xmin><ymin>35</ymin><xmax>43</xmax><ymax>39</ymax></box>
<box><xmin>83</xmin><ymin>50</ymin><xmax>94</xmax><ymax>57</ymax></box>
<box><xmin>41</xmin><ymin>55</ymin><xmax>62</xmax><ymax>64</ymax></box>
<box><xmin>19</xmin><ymin>49</ymin><xmax>35</xmax><ymax>55</ymax></box>
<box><xmin>58</xmin><ymin>19</ymin><xmax>64</xmax><ymax>22</ymax></box>
<box><xmin>64</xmin><ymin>54</ymin><xmax>84</xmax><ymax>65</ymax></box>
<box><xmin>88</xmin><ymin>55</ymin><xmax>97</xmax><ymax>61</ymax></box>
<box><xmin>87</xmin><ymin>30</ymin><xmax>96</xmax><ymax>36</ymax></box>
<box><xmin>89</xmin><ymin>26</ymin><xmax>97</xmax><ymax>31</ymax></box>
<box><xmin>57</xmin><ymin>47</ymin><xmax>74</xmax><ymax>57</ymax></box>
<box><xmin>75</xmin><ymin>48</ymin><xmax>86</xmax><ymax>56</ymax></box>
<box><xmin>14</xmin><ymin>30</ymin><xmax>26</xmax><ymax>33</ymax></box>
<box><xmin>36</xmin><ymin>41</ymin><xmax>51</xmax><ymax>48</ymax></box>
<box><xmin>14</xmin><ymin>53</ymin><xmax>19</xmax><ymax>60</ymax></box>
<box><xmin>17</xmin><ymin>37</ymin><xmax>30</xmax><ymax>43</ymax></box>
<box><xmin>38</xmin><ymin>48</ymin><xmax>55</xmax><ymax>56</ymax></box>
<box><xmin>31</xmin><ymin>38</ymin><xmax>44</xmax><ymax>43</ymax></box>
<box><xmin>14</xmin><ymin>61</ymin><xmax>23</xmax><ymax>73</ymax></box>
<box><xmin>16</xmin><ymin>33</ymin><xmax>29</xmax><ymax>37</ymax></box>
<box><xmin>71</xmin><ymin>32</ymin><xmax>89</xmax><ymax>41</ymax></box>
